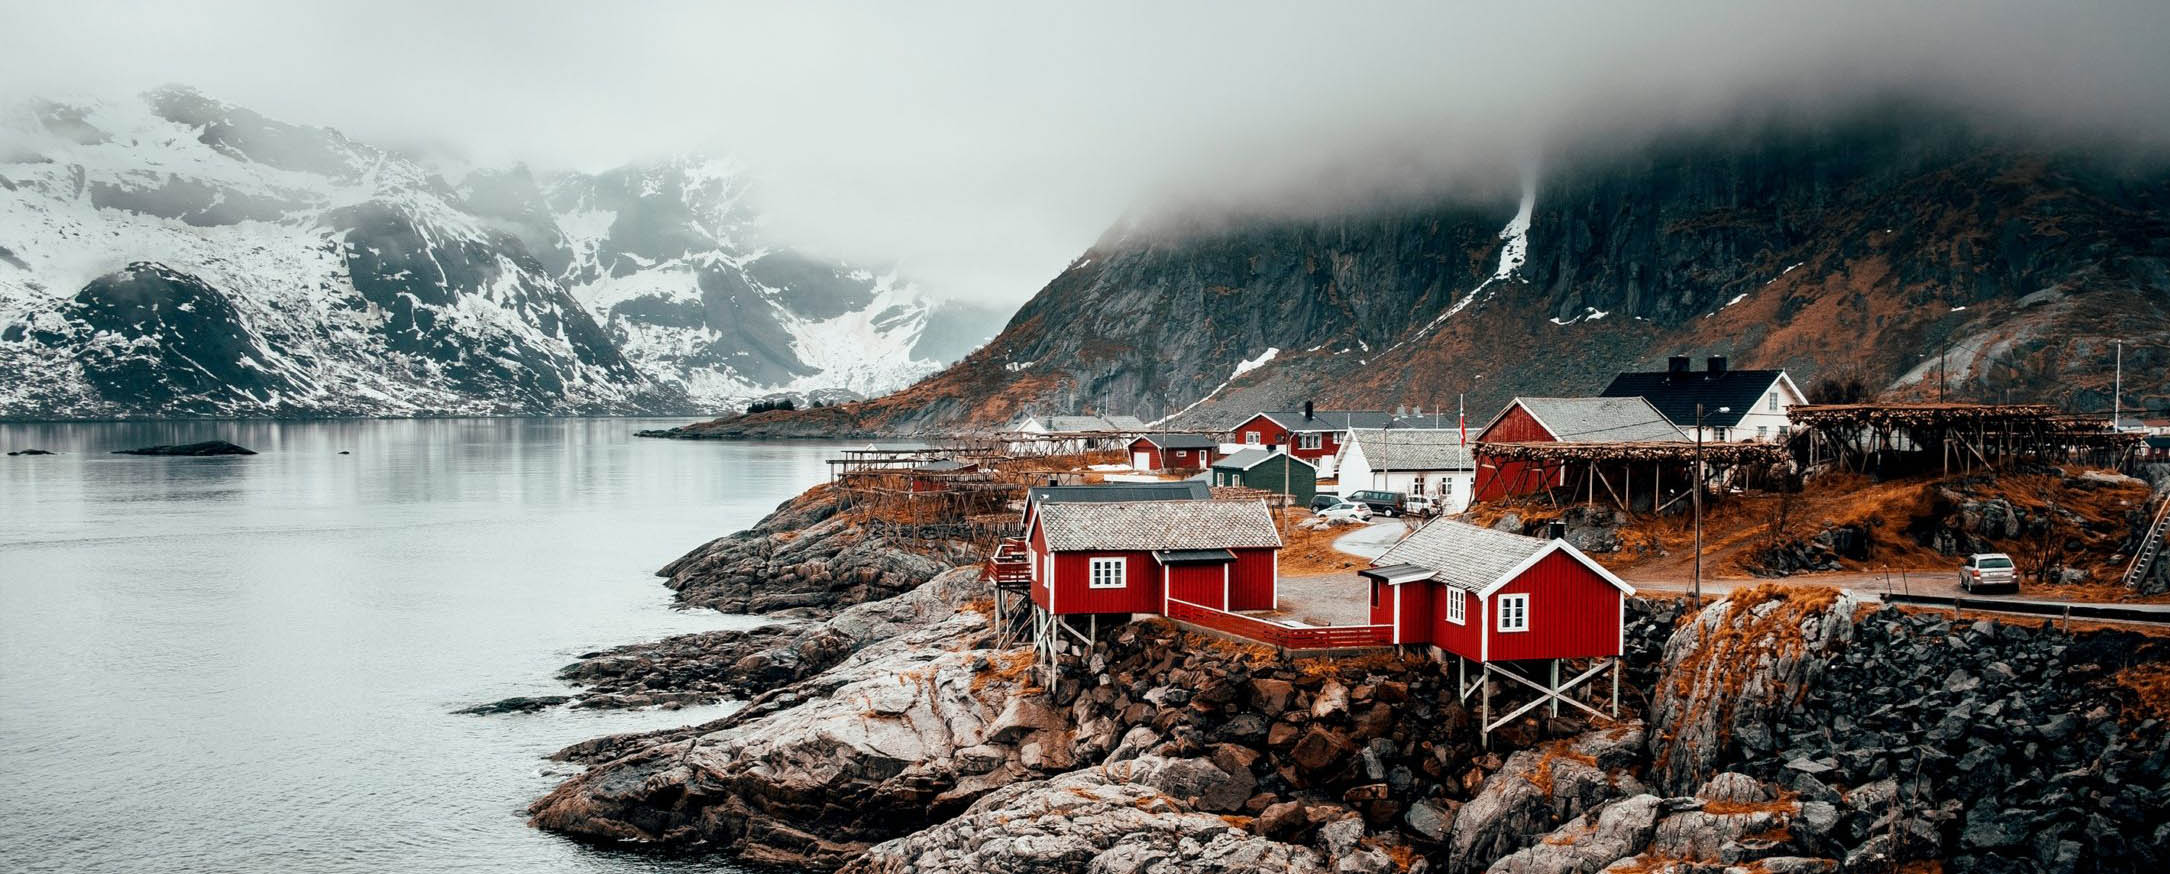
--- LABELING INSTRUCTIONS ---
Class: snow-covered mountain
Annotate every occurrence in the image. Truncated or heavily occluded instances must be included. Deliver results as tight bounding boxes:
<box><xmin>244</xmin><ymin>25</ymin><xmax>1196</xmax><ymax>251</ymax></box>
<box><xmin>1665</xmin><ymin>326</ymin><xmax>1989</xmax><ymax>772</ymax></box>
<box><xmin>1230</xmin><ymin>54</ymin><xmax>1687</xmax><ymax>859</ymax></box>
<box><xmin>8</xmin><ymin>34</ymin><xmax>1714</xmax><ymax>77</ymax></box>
<box><xmin>0</xmin><ymin>87</ymin><xmax>1001</xmax><ymax>418</ymax></box>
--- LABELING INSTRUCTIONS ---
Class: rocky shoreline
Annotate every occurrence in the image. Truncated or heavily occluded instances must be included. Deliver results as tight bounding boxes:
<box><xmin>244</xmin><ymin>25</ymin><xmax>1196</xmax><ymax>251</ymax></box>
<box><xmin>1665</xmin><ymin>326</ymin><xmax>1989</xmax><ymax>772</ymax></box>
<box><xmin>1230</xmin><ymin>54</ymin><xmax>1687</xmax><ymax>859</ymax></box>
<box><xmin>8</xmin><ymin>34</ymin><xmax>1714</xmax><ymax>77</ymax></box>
<box><xmin>510</xmin><ymin>489</ymin><xmax>2170</xmax><ymax>873</ymax></box>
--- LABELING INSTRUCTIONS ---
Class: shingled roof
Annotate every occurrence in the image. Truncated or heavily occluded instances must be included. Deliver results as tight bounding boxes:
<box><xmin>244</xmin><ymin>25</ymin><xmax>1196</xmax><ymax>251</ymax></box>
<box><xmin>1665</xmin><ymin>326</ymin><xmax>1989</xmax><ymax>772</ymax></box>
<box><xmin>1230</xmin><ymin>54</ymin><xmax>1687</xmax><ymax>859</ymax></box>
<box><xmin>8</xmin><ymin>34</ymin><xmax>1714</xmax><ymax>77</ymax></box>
<box><xmin>1600</xmin><ymin>367</ymin><xmax>1794</xmax><ymax>429</ymax></box>
<box><xmin>1346</xmin><ymin>428</ymin><xmax>1473</xmax><ymax>471</ymax></box>
<box><xmin>1372</xmin><ymin>518</ymin><xmax>1631</xmax><ymax>596</ymax></box>
<box><xmin>1035</xmin><ymin>500</ymin><xmax>1283</xmax><ymax>551</ymax></box>
<box><xmin>1497</xmin><ymin>397</ymin><xmax>1687</xmax><ymax>443</ymax></box>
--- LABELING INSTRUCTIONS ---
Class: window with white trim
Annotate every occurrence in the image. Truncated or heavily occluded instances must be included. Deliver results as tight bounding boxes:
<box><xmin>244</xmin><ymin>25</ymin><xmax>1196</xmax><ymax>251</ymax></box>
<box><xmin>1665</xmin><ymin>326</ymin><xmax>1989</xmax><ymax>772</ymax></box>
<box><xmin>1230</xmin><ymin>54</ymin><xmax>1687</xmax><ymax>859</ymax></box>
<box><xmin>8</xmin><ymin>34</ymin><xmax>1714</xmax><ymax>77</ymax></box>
<box><xmin>1298</xmin><ymin>433</ymin><xmax>1322</xmax><ymax>450</ymax></box>
<box><xmin>1244</xmin><ymin>431</ymin><xmax>1262</xmax><ymax>445</ymax></box>
<box><xmin>1042</xmin><ymin>552</ymin><xmax>1053</xmax><ymax>585</ymax></box>
<box><xmin>1497</xmin><ymin>593</ymin><xmax>1529</xmax><ymax>632</ymax></box>
<box><xmin>1768</xmin><ymin>392</ymin><xmax>1779</xmax><ymax>411</ymax></box>
<box><xmin>1442</xmin><ymin>478</ymin><xmax>1455</xmax><ymax>497</ymax></box>
<box><xmin>1757</xmin><ymin>425</ymin><xmax>1769</xmax><ymax>440</ymax></box>
<box><xmin>1088</xmin><ymin>557</ymin><xmax>1126</xmax><ymax>589</ymax></box>
<box><xmin>1446</xmin><ymin>589</ymin><xmax>1465</xmax><ymax>625</ymax></box>
<box><xmin>1411</xmin><ymin>474</ymin><xmax>1427</xmax><ymax>496</ymax></box>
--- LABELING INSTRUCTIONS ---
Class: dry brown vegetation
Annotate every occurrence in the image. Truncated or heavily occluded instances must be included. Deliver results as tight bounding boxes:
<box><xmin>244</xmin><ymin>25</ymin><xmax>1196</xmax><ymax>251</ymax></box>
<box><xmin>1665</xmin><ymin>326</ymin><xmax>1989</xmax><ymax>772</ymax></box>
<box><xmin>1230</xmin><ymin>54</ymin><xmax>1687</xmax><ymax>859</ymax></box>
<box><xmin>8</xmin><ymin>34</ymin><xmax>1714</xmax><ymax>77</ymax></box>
<box><xmin>1275</xmin><ymin>507</ymin><xmax>1384</xmax><ymax>575</ymax></box>
<box><xmin>1523</xmin><ymin>740</ymin><xmax>1600</xmax><ymax>798</ymax></box>
<box><xmin>970</xmin><ymin>649</ymin><xmax>1041</xmax><ymax>695</ymax></box>
<box><xmin>2113</xmin><ymin>663</ymin><xmax>2170</xmax><ymax>719</ymax></box>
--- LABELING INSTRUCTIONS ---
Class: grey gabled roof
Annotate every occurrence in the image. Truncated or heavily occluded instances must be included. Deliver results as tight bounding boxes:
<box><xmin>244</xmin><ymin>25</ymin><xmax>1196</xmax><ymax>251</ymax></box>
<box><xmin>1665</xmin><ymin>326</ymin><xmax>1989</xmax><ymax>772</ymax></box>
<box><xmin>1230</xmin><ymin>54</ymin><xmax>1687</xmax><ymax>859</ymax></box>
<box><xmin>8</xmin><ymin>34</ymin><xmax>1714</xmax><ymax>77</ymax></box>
<box><xmin>1493</xmin><ymin>397</ymin><xmax>1688</xmax><ymax>443</ymax></box>
<box><xmin>1018</xmin><ymin>414</ymin><xmax>1152</xmax><ymax>433</ymax></box>
<box><xmin>1035</xmin><ymin>500</ymin><xmax>1282</xmax><ymax>551</ymax></box>
<box><xmin>1135</xmin><ymin>433</ymin><xmax>1219</xmax><ymax>450</ymax></box>
<box><xmin>1100</xmin><ymin>415</ymin><xmax>1150</xmax><ymax>431</ymax></box>
<box><xmin>1373</xmin><ymin>518</ymin><xmax>1631</xmax><ymax>596</ymax></box>
<box><xmin>1212</xmin><ymin>448</ymin><xmax>1317</xmax><ymax>471</ymax></box>
<box><xmin>1027</xmin><ymin>482</ymin><xmax>1210</xmax><ymax>505</ymax></box>
<box><xmin>1346</xmin><ymin>428</ymin><xmax>1473</xmax><ymax>471</ymax></box>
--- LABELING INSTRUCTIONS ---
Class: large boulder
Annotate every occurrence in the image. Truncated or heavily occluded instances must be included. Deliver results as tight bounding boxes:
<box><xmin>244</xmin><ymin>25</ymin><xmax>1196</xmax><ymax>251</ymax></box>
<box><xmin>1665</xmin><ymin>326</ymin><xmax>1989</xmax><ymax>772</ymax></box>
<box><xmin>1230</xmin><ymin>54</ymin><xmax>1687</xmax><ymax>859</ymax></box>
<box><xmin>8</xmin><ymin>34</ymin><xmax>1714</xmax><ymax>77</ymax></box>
<box><xmin>841</xmin><ymin>756</ymin><xmax>1328</xmax><ymax>874</ymax></box>
<box><xmin>657</xmin><ymin>488</ymin><xmax>978</xmax><ymax>616</ymax></box>
<box><xmin>1485</xmin><ymin>794</ymin><xmax>1661</xmax><ymax>874</ymax></box>
<box><xmin>554</xmin><ymin>566</ymin><xmax>985</xmax><ymax>707</ymax></box>
<box><xmin>528</xmin><ymin>598</ymin><xmax>1057</xmax><ymax>869</ymax></box>
<box><xmin>1446</xmin><ymin>725</ymin><xmax>1648</xmax><ymax>873</ymax></box>
<box><xmin>1645</xmin><ymin>586</ymin><xmax>1859</xmax><ymax>794</ymax></box>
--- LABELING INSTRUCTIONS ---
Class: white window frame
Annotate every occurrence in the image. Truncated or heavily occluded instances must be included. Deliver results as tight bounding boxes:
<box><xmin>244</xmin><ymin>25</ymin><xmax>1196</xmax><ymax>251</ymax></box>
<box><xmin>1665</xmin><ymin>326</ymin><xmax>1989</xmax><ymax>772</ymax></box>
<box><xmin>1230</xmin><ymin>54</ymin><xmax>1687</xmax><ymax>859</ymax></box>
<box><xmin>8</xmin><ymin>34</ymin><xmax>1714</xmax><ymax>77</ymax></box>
<box><xmin>1411</xmin><ymin>474</ymin><xmax>1427</xmax><ymax>496</ymax></box>
<box><xmin>1042</xmin><ymin>552</ymin><xmax>1054</xmax><ymax>584</ymax></box>
<box><xmin>1298</xmin><ymin>433</ymin><xmax>1322</xmax><ymax>450</ymax></box>
<box><xmin>1088</xmin><ymin>557</ymin><xmax>1127</xmax><ymax>589</ymax></box>
<box><xmin>1757</xmin><ymin>425</ymin><xmax>1769</xmax><ymax>440</ymax></box>
<box><xmin>1497</xmin><ymin>593</ymin><xmax>1529</xmax><ymax>632</ymax></box>
<box><xmin>1446</xmin><ymin>589</ymin><xmax>1465</xmax><ymax>625</ymax></box>
<box><xmin>1244</xmin><ymin>431</ymin><xmax>1262</xmax><ymax>445</ymax></box>
<box><xmin>1768</xmin><ymin>392</ymin><xmax>1780</xmax><ymax>411</ymax></box>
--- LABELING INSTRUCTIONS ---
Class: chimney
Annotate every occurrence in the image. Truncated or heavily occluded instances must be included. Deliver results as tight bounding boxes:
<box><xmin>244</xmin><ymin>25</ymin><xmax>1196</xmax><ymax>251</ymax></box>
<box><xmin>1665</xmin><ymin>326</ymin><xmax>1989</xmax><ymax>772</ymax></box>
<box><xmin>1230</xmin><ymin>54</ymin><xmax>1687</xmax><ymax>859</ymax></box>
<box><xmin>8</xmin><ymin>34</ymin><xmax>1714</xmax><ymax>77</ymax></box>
<box><xmin>1303</xmin><ymin>400</ymin><xmax>1315</xmax><ymax>421</ymax></box>
<box><xmin>1546</xmin><ymin>521</ymin><xmax>1568</xmax><ymax>541</ymax></box>
<box><xmin>1047</xmin><ymin>476</ymin><xmax>1059</xmax><ymax>487</ymax></box>
<box><xmin>1667</xmin><ymin>356</ymin><xmax>1690</xmax><ymax>377</ymax></box>
<box><xmin>1707</xmin><ymin>355</ymin><xmax>1728</xmax><ymax>375</ymax></box>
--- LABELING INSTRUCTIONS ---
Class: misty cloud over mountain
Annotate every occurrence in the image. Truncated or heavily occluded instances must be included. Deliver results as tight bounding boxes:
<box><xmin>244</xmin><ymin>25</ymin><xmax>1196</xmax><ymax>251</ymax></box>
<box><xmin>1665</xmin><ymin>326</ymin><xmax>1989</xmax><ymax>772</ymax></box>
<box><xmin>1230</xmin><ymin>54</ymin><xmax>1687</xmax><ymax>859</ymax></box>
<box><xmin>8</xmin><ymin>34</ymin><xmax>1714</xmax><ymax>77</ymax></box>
<box><xmin>3</xmin><ymin>1</ymin><xmax>2166</xmax><ymax>305</ymax></box>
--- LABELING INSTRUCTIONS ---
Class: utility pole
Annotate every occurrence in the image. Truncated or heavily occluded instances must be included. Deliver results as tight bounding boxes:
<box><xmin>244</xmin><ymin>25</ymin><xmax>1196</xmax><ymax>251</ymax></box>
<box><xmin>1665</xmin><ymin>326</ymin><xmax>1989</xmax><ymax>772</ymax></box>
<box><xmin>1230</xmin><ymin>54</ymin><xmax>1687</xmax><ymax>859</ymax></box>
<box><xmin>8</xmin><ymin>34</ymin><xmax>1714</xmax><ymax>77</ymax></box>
<box><xmin>2114</xmin><ymin>340</ymin><xmax>2123</xmax><ymax>428</ymax></box>
<box><xmin>1694</xmin><ymin>403</ymin><xmax>1704</xmax><ymax>607</ymax></box>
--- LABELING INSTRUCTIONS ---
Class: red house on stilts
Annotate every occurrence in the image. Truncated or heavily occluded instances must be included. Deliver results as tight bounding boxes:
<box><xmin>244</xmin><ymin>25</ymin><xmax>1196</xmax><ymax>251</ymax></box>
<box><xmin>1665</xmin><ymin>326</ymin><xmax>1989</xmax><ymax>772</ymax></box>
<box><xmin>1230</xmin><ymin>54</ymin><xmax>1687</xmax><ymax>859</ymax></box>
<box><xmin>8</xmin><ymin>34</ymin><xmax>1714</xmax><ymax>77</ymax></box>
<box><xmin>1361</xmin><ymin>518</ymin><xmax>1634</xmax><ymax>742</ymax></box>
<box><xmin>1017</xmin><ymin>499</ymin><xmax>1283</xmax><ymax>669</ymax></box>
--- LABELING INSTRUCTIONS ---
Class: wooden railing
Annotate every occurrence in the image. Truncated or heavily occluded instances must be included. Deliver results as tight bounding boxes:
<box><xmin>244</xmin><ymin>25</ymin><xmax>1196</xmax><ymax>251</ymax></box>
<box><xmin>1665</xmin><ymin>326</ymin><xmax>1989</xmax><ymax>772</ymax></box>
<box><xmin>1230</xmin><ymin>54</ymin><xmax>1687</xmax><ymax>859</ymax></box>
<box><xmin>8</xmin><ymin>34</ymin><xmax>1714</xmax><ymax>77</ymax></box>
<box><xmin>1165</xmin><ymin>598</ymin><xmax>1392</xmax><ymax>650</ymax></box>
<box><xmin>983</xmin><ymin>538</ymin><xmax>1032</xmax><ymax>589</ymax></box>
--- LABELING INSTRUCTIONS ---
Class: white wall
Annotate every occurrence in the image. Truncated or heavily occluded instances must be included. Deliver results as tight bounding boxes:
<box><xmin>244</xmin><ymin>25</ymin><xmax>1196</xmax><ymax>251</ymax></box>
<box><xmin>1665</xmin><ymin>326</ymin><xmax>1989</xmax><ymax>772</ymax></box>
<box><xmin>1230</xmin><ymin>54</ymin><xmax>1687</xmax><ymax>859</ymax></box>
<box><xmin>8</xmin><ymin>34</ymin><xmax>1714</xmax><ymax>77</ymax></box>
<box><xmin>1693</xmin><ymin>376</ymin><xmax>1806</xmax><ymax>443</ymax></box>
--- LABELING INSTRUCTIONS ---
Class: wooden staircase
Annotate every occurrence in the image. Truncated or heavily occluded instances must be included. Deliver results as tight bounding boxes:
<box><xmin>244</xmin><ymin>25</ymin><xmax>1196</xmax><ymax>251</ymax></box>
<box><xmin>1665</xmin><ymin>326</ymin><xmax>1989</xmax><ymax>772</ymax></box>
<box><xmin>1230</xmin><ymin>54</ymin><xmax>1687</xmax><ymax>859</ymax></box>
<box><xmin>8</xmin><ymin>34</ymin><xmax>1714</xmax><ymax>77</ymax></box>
<box><xmin>2125</xmin><ymin>494</ymin><xmax>2170</xmax><ymax>591</ymax></box>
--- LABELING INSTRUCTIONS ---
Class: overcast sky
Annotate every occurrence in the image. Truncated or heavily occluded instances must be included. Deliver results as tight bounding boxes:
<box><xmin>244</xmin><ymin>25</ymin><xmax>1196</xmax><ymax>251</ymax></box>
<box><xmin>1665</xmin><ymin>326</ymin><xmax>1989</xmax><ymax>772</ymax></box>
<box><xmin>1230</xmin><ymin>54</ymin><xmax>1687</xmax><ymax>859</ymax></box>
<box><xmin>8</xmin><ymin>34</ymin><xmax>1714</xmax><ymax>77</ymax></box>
<box><xmin>4</xmin><ymin>1</ymin><xmax>2168</xmax><ymax>306</ymax></box>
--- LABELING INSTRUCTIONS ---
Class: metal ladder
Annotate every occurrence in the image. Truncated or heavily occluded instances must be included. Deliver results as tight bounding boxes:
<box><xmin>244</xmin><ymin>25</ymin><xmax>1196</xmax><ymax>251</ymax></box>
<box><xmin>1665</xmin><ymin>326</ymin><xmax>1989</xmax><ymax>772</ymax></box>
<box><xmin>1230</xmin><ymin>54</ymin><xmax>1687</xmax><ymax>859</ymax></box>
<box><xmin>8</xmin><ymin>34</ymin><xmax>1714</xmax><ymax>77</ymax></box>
<box><xmin>2125</xmin><ymin>494</ymin><xmax>2170</xmax><ymax>590</ymax></box>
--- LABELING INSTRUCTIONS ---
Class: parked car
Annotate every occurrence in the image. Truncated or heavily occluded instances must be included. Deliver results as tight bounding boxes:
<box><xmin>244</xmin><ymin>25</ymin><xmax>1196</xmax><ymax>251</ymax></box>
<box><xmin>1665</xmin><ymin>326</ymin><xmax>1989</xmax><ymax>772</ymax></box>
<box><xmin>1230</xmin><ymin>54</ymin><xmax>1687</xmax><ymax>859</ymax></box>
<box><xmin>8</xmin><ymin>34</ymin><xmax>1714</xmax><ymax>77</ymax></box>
<box><xmin>1403</xmin><ymin>495</ymin><xmax>1439</xmax><ymax>517</ymax></box>
<box><xmin>1309</xmin><ymin>493</ymin><xmax>1343</xmax><ymax>512</ymax></box>
<box><xmin>1347</xmin><ymin>489</ymin><xmax>1409</xmax><ymax>517</ymax></box>
<box><xmin>1958</xmin><ymin>553</ymin><xmax>2019</xmax><ymax>594</ymax></box>
<box><xmin>1315</xmin><ymin>501</ymin><xmax>1374</xmax><ymax>522</ymax></box>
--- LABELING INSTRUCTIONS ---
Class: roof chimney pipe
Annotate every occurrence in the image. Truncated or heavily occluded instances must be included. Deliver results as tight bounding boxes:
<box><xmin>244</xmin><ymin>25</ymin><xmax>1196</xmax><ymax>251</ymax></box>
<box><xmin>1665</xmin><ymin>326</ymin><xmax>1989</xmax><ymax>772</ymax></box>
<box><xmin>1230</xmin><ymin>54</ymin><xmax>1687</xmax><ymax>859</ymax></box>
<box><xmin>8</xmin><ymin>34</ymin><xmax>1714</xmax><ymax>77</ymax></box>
<box><xmin>1707</xmin><ymin>355</ymin><xmax>1728</xmax><ymax>374</ymax></box>
<box><xmin>1303</xmin><ymin>400</ymin><xmax>1315</xmax><ymax>421</ymax></box>
<box><xmin>1546</xmin><ymin>520</ymin><xmax>1568</xmax><ymax>541</ymax></box>
<box><xmin>1667</xmin><ymin>356</ymin><xmax>1690</xmax><ymax>377</ymax></box>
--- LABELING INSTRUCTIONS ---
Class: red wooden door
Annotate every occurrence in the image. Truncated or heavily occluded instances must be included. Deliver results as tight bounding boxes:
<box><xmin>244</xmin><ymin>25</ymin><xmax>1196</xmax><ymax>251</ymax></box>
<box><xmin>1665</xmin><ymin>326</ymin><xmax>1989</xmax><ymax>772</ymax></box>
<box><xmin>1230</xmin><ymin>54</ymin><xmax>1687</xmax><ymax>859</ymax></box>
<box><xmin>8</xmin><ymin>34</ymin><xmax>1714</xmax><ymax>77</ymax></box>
<box><xmin>1166</xmin><ymin>563</ymin><xmax>1227</xmax><ymax>610</ymax></box>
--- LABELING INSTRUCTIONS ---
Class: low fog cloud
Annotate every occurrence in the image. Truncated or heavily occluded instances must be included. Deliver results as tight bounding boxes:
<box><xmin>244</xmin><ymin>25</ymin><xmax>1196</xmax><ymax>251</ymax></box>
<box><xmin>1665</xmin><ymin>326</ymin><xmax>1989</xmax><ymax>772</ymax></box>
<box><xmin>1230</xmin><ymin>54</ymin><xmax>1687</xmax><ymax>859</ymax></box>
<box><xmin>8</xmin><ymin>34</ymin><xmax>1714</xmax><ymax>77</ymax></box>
<box><xmin>3</xmin><ymin>1</ymin><xmax>2167</xmax><ymax>305</ymax></box>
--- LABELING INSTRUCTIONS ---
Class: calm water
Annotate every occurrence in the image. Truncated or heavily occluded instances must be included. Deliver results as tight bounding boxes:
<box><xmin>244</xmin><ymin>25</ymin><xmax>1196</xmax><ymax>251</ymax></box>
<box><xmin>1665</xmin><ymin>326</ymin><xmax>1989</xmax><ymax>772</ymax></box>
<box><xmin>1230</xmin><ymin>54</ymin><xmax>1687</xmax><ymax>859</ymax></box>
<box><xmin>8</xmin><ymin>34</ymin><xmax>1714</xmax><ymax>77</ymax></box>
<box><xmin>0</xmin><ymin>419</ymin><xmax>846</xmax><ymax>874</ymax></box>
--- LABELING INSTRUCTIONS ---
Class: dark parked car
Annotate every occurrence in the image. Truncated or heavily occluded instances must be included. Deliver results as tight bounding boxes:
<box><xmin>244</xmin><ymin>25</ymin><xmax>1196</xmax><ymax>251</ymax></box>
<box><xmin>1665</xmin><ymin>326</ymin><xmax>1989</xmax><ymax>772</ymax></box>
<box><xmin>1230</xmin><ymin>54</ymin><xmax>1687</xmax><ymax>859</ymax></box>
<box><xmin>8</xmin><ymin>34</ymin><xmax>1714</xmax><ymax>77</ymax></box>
<box><xmin>1348</xmin><ymin>489</ymin><xmax>1409</xmax><ymax>517</ymax></box>
<box><xmin>1309</xmin><ymin>493</ymin><xmax>1342</xmax><ymax>511</ymax></box>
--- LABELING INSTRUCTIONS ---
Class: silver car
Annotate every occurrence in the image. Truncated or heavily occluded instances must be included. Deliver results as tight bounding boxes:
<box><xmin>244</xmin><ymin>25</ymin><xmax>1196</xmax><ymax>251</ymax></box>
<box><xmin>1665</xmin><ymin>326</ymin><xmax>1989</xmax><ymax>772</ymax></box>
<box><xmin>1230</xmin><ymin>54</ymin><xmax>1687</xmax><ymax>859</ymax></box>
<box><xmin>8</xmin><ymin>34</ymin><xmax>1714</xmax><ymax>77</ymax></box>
<box><xmin>1958</xmin><ymin>553</ymin><xmax>2018</xmax><ymax>595</ymax></box>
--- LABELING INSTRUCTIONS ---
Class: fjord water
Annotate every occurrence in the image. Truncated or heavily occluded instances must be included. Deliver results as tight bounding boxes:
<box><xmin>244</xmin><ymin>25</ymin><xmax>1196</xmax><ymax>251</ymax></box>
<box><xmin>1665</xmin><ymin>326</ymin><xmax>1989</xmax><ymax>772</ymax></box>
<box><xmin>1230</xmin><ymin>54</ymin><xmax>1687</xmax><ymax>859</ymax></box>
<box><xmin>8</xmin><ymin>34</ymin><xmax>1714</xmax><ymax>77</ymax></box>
<box><xmin>0</xmin><ymin>420</ymin><xmax>834</xmax><ymax>873</ymax></box>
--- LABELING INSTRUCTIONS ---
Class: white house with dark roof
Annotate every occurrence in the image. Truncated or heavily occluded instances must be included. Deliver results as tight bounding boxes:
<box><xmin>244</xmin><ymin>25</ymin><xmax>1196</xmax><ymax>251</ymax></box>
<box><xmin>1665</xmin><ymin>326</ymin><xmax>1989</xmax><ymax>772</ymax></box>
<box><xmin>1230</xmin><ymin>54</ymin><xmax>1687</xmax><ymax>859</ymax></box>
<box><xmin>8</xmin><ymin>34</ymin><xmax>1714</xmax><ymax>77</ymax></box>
<box><xmin>1335</xmin><ymin>428</ymin><xmax>1477</xmax><ymax>513</ymax></box>
<box><xmin>1600</xmin><ymin>356</ymin><xmax>1806</xmax><ymax>442</ymax></box>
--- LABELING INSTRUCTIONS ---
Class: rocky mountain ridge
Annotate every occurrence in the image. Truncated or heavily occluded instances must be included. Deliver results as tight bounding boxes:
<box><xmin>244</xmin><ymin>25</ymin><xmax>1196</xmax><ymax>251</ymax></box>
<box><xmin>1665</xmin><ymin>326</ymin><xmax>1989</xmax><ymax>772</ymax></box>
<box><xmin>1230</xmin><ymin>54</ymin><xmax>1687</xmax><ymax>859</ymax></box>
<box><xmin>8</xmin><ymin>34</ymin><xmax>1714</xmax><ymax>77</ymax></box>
<box><xmin>674</xmin><ymin>109</ymin><xmax>2170</xmax><ymax>437</ymax></box>
<box><xmin>0</xmin><ymin>87</ymin><xmax>1003</xmax><ymax>418</ymax></box>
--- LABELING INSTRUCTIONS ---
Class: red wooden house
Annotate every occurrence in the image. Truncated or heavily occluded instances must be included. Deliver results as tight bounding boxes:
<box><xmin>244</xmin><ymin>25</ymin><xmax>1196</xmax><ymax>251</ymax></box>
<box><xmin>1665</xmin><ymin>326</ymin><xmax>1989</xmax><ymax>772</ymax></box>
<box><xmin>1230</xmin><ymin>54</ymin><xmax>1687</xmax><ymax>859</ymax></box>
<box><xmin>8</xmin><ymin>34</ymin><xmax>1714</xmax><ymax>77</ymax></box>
<box><xmin>1230</xmin><ymin>405</ymin><xmax>1420</xmax><ymax>477</ymax></box>
<box><xmin>1471</xmin><ymin>397</ymin><xmax>1685</xmax><ymax>500</ymax></box>
<box><xmin>1126</xmin><ymin>433</ymin><xmax>1222</xmax><ymax>473</ymax></box>
<box><xmin>1026</xmin><ymin>500</ymin><xmax>1282</xmax><ymax>616</ymax></box>
<box><xmin>1359</xmin><ymin>518</ymin><xmax>1632</xmax><ymax>660</ymax></box>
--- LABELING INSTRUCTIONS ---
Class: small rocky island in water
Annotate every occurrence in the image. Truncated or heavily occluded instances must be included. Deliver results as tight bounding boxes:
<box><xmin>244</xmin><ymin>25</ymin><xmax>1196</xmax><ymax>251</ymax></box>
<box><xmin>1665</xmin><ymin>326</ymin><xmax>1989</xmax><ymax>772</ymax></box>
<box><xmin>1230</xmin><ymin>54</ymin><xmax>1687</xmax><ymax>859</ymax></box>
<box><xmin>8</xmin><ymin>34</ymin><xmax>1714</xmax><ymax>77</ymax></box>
<box><xmin>112</xmin><ymin>440</ymin><xmax>256</xmax><ymax>456</ymax></box>
<box><xmin>506</xmin><ymin>458</ymin><xmax>2170</xmax><ymax>874</ymax></box>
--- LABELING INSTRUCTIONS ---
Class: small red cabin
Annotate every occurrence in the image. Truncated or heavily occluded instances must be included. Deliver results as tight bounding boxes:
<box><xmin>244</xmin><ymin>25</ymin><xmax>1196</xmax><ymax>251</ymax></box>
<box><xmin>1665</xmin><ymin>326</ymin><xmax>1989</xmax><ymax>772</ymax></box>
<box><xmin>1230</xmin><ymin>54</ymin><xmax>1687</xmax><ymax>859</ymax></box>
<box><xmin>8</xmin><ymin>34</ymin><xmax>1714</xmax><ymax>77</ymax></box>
<box><xmin>1360</xmin><ymin>519</ymin><xmax>1632</xmax><ymax>662</ymax></box>
<box><xmin>1126</xmin><ymin>433</ymin><xmax>1222</xmax><ymax>473</ymax></box>
<box><xmin>1471</xmin><ymin>397</ymin><xmax>1684</xmax><ymax>500</ymax></box>
<box><xmin>1027</xmin><ymin>499</ymin><xmax>1283</xmax><ymax>616</ymax></box>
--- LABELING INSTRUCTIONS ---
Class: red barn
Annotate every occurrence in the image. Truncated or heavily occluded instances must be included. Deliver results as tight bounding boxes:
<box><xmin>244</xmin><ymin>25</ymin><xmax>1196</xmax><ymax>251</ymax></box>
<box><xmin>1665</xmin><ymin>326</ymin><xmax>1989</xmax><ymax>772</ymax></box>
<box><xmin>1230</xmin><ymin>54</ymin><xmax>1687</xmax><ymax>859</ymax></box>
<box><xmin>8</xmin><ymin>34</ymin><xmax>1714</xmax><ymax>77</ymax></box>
<box><xmin>1126</xmin><ymin>433</ymin><xmax>1222</xmax><ymax>473</ymax></box>
<box><xmin>1027</xmin><ymin>500</ymin><xmax>1282</xmax><ymax>616</ymax></box>
<box><xmin>1471</xmin><ymin>397</ymin><xmax>1685</xmax><ymax>500</ymax></box>
<box><xmin>1359</xmin><ymin>519</ymin><xmax>1632</xmax><ymax>660</ymax></box>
